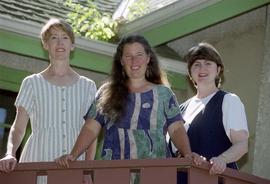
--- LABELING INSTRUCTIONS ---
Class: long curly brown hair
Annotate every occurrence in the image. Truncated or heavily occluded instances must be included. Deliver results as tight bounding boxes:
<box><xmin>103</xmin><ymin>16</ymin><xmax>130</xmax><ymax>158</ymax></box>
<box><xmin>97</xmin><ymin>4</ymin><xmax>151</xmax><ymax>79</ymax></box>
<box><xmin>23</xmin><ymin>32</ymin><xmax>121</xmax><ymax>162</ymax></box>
<box><xmin>97</xmin><ymin>34</ymin><xmax>168</xmax><ymax>121</ymax></box>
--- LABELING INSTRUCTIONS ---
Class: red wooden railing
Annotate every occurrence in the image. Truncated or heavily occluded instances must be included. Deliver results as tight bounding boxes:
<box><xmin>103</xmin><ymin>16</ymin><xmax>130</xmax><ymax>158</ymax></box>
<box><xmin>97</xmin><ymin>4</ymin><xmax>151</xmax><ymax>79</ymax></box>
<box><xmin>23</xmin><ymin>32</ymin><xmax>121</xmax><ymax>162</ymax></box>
<box><xmin>0</xmin><ymin>158</ymin><xmax>269</xmax><ymax>184</ymax></box>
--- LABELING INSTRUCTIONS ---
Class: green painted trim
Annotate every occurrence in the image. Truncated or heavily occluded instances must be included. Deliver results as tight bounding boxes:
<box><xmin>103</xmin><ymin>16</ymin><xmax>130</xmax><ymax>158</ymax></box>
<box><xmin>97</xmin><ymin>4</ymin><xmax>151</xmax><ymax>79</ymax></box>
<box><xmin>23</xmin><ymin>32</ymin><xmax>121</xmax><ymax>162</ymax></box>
<box><xmin>0</xmin><ymin>65</ymin><xmax>30</xmax><ymax>92</ymax></box>
<box><xmin>0</xmin><ymin>64</ymin><xmax>186</xmax><ymax>91</ymax></box>
<box><xmin>1</xmin><ymin>0</ymin><xmax>267</xmax><ymax>90</ymax></box>
<box><xmin>70</xmin><ymin>49</ymin><xmax>112</xmax><ymax>73</ymax></box>
<box><xmin>0</xmin><ymin>30</ymin><xmax>46</xmax><ymax>58</ymax></box>
<box><xmin>0</xmin><ymin>80</ymin><xmax>20</xmax><ymax>93</ymax></box>
<box><xmin>167</xmin><ymin>71</ymin><xmax>186</xmax><ymax>90</ymax></box>
<box><xmin>0</xmin><ymin>31</ymin><xmax>187</xmax><ymax>90</ymax></box>
<box><xmin>0</xmin><ymin>30</ymin><xmax>112</xmax><ymax>74</ymax></box>
<box><xmin>142</xmin><ymin>0</ymin><xmax>270</xmax><ymax>46</ymax></box>
<box><xmin>0</xmin><ymin>123</ymin><xmax>11</xmax><ymax>129</ymax></box>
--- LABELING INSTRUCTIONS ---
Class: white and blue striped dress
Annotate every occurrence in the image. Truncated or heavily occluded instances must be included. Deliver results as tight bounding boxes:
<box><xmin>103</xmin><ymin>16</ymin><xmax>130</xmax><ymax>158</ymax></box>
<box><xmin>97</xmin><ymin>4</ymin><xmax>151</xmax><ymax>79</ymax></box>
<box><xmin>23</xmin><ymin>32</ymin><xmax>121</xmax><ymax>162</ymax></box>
<box><xmin>15</xmin><ymin>73</ymin><xmax>96</xmax><ymax>163</ymax></box>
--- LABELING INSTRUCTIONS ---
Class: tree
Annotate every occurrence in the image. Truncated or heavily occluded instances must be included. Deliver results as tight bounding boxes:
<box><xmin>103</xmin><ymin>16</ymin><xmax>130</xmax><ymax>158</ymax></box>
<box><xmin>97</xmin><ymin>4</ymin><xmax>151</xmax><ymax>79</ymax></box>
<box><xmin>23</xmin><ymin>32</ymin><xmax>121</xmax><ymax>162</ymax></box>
<box><xmin>127</xmin><ymin>0</ymin><xmax>150</xmax><ymax>22</ymax></box>
<box><xmin>64</xmin><ymin>0</ymin><xmax>149</xmax><ymax>42</ymax></box>
<box><xmin>65</xmin><ymin>0</ymin><xmax>118</xmax><ymax>42</ymax></box>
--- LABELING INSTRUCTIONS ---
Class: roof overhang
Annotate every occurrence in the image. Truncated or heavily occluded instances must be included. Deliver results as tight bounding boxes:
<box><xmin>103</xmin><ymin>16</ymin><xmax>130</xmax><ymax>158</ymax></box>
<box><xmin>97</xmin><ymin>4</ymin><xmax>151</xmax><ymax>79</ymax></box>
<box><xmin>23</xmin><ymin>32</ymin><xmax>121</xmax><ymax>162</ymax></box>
<box><xmin>0</xmin><ymin>15</ymin><xmax>186</xmax><ymax>75</ymax></box>
<box><xmin>0</xmin><ymin>15</ymin><xmax>187</xmax><ymax>91</ymax></box>
<box><xmin>119</xmin><ymin>0</ymin><xmax>270</xmax><ymax>46</ymax></box>
<box><xmin>1</xmin><ymin>0</ymin><xmax>270</xmax><ymax>92</ymax></box>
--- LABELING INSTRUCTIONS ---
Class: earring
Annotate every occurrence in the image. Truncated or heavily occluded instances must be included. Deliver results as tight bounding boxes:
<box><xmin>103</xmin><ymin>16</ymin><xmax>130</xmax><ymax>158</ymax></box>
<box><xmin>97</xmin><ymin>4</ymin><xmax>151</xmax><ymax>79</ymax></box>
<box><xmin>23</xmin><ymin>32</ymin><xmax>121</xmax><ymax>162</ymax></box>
<box><xmin>145</xmin><ymin>68</ymin><xmax>150</xmax><ymax>78</ymax></box>
<box><xmin>189</xmin><ymin>76</ymin><xmax>197</xmax><ymax>87</ymax></box>
<box><xmin>122</xmin><ymin>68</ymin><xmax>126</xmax><ymax>79</ymax></box>
<box><xmin>215</xmin><ymin>75</ymin><xmax>221</xmax><ymax>87</ymax></box>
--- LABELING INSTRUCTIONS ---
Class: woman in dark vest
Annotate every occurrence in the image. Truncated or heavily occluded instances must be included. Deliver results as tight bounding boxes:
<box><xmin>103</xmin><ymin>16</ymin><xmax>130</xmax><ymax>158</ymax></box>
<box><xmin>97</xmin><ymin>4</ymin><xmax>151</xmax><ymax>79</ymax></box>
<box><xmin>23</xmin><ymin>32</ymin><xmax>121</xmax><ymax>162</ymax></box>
<box><xmin>170</xmin><ymin>42</ymin><xmax>249</xmax><ymax>183</ymax></box>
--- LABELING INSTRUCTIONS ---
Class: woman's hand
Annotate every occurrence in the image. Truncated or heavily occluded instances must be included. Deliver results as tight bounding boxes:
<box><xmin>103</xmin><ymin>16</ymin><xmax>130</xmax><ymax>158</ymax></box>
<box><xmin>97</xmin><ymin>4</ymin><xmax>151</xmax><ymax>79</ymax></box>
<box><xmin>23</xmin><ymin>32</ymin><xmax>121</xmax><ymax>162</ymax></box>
<box><xmin>182</xmin><ymin>152</ymin><xmax>207</xmax><ymax>167</ymax></box>
<box><xmin>209</xmin><ymin>156</ymin><xmax>226</xmax><ymax>175</ymax></box>
<box><xmin>191</xmin><ymin>152</ymin><xmax>207</xmax><ymax>166</ymax></box>
<box><xmin>0</xmin><ymin>154</ymin><xmax>17</xmax><ymax>172</ymax></box>
<box><xmin>55</xmin><ymin>154</ymin><xmax>75</xmax><ymax>168</ymax></box>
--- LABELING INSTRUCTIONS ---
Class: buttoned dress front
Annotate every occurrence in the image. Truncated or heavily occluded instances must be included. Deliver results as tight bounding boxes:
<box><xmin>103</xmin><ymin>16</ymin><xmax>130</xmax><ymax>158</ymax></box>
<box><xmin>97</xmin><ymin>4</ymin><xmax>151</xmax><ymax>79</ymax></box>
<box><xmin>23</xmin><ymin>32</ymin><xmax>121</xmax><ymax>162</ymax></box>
<box><xmin>15</xmin><ymin>73</ymin><xmax>96</xmax><ymax>163</ymax></box>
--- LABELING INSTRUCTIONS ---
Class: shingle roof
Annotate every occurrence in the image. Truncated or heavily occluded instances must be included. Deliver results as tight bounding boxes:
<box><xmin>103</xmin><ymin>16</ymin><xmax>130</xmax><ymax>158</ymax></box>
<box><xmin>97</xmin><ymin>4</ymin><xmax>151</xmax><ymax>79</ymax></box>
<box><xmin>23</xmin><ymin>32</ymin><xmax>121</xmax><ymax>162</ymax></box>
<box><xmin>94</xmin><ymin>0</ymin><xmax>122</xmax><ymax>14</ymax></box>
<box><xmin>0</xmin><ymin>0</ymin><xmax>70</xmax><ymax>25</ymax></box>
<box><xmin>146</xmin><ymin>0</ymin><xmax>178</xmax><ymax>13</ymax></box>
<box><xmin>0</xmin><ymin>0</ymin><xmax>179</xmax><ymax>26</ymax></box>
<box><xmin>0</xmin><ymin>0</ymin><xmax>187</xmax><ymax>76</ymax></box>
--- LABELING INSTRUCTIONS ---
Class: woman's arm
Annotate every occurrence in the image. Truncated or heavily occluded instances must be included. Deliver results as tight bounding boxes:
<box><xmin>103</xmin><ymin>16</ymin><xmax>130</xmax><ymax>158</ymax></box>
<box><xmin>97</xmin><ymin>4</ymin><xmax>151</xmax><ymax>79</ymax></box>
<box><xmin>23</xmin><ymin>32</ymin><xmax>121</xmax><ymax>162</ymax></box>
<box><xmin>0</xmin><ymin>106</ymin><xmax>29</xmax><ymax>172</ymax></box>
<box><xmin>85</xmin><ymin>139</ymin><xmax>97</xmax><ymax>160</ymax></box>
<box><xmin>209</xmin><ymin>129</ymin><xmax>248</xmax><ymax>174</ymax></box>
<box><xmin>218</xmin><ymin>129</ymin><xmax>248</xmax><ymax>163</ymax></box>
<box><xmin>168</xmin><ymin>121</ymin><xmax>192</xmax><ymax>157</ymax></box>
<box><xmin>209</xmin><ymin>94</ymin><xmax>249</xmax><ymax>174</ymax></box>
<box><xmin>55</xmin><ymin>118</ymin><xmax>101</xmax><ymax>167</ymax></box>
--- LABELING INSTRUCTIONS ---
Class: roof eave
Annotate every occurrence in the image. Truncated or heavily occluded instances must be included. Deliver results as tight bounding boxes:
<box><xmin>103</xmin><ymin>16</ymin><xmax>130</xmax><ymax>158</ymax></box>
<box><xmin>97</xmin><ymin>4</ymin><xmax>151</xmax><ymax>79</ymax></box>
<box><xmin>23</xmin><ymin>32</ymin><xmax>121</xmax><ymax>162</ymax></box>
<box><xmin>119</xmin><ymin>0</ymin><xmax>270</xmax><ymax>46</ymax></box>
<box><xmin>0</xmin><ymin>15</ymin><xmax>187</xmax><ymax>75</ymax></box>
<box><xmin>0</xmin><ymin>15</ymin><xmax>116</xmax><ymax>56</ymax></box>
<box><xmin>119</xmin><ymin>0</ymin><xmax>219</xmax><ymax>40</ymax></box>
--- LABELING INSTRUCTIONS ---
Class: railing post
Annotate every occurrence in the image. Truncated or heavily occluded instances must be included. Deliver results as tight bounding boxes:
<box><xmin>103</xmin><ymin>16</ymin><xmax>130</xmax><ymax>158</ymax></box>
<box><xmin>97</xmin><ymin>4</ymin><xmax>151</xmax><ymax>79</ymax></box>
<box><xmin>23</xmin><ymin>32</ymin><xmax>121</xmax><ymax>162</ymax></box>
<box><xmin>0</xmin><ymin>171</ymin><xmax>37</xmax><ymax>184</ymax></box>
<box><xmin>47</xmin><ymin>170</ymin><xmax>83</xmax><ymax>184</ymax></box>
<box><xmin>94</xmin><ymin>168</ymin><xmax>130</xmax><ymax>184</ymax></box>
<box><xmin>140</xmin><ymin>167</ymin><xmax>177</xmax><ymax>184</ymax></box>
<box><xmin>223</xmin><ymin>177</ymin><xmax>247</xmax><ymax>184</ymax></box>
<box><xmin>189</xmin><ymin>167</ymin><xmax>218</xmax><ymax>184</ymax></box>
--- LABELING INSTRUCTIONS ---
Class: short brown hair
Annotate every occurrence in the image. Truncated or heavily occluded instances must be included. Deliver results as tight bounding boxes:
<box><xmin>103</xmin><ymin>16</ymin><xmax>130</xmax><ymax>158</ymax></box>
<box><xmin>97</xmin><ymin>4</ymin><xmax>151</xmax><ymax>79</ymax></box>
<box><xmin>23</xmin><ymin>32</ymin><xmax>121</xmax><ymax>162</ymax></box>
<box><xmin>184</xmin><ymin>42</ymin><xmax>224</xmax><ymax>87</ymax></box>
<box><xmin>40</xmin><ymin>18</ymin><xmax>75</xmax><ymax>45</ymax></box>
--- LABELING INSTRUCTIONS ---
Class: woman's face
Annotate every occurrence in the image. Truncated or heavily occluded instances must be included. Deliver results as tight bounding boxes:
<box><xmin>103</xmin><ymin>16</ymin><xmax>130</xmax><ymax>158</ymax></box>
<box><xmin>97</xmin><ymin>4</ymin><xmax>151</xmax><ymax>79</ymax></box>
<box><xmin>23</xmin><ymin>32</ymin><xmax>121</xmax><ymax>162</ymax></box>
<box><xmin>121</xmin><ymin>42</ymin><xmax>150</xmax><ymax>80</ymax></box>
<box><xmin>190</xmin><ymin>59</ymin><xmax>220</xmax><ymax>87</ymax></box>
<box><xmin>43</xmin><ymin>27</ymin><xmax>74</xmax><ymax>61</ymax></box>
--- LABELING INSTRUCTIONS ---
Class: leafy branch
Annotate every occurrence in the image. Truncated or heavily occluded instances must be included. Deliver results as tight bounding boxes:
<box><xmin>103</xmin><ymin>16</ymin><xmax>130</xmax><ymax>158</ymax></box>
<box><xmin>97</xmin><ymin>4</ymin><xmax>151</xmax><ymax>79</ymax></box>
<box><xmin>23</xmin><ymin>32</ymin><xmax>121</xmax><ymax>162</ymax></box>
<box><xmin>65</xmin><ymin>0</ymin><xmax>118</xmax><ymax>42</ymax></box>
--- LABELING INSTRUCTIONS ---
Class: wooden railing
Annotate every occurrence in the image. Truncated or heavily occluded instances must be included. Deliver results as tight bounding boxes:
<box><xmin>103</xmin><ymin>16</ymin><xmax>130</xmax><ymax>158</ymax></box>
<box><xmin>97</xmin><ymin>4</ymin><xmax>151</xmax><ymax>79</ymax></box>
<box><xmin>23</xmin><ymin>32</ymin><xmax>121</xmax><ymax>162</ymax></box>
<box><xmin>0</xmin><ymin>158</ymin><xmax>269</xmax><ymax>184</ymax></box>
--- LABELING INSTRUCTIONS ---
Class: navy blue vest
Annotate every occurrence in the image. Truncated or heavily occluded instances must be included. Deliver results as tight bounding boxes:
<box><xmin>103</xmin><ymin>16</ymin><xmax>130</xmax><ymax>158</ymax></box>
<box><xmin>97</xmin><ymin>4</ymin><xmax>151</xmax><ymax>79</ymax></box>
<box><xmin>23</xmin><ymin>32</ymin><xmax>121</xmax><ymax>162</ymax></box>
<box><xmin>180</xmin><ymin>90</ymin><xmax>237</xmax><ymax>169</ymax></box>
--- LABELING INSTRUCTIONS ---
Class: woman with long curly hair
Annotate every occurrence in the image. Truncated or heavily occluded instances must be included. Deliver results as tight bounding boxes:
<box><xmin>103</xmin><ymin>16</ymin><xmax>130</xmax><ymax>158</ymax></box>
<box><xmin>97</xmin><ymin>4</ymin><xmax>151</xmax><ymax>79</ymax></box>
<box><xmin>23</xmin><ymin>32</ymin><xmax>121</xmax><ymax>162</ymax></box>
<box><xmin>56</xmin><ymin>35</ymin><xmax>195</xmax><ymax>178</ymax></box>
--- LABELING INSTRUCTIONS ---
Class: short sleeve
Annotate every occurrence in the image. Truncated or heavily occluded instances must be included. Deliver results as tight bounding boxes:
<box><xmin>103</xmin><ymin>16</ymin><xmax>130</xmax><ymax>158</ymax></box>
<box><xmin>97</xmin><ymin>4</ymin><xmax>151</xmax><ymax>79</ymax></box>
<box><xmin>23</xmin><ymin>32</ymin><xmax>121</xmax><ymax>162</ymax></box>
<box><xmin>87</xmin><ymin>79</ymin><xmax>97</xmax><ymax>106</ymax></box>
<box><xmin>84</xmin><ymin>85</ymin><xmax>106</xmax><ymax>127</ymax></box>
<box><xmin>15</xmin><ymin>76</ymin><xmax>34</xmax><ymax>114</ymax></box>
<box><xmin>84</xmin><ymin>99</ymin><xmax>97</xmax><ymax>119</ymax></box>
<box><xmin>163</xmin><ymin>87</ymin><xmax>183</xmax><ymax>127</ymax></box>
<box><xmin>222</xmin><ymin>93</ymin><xmax>249</xmax><ymax>140</ymax></box>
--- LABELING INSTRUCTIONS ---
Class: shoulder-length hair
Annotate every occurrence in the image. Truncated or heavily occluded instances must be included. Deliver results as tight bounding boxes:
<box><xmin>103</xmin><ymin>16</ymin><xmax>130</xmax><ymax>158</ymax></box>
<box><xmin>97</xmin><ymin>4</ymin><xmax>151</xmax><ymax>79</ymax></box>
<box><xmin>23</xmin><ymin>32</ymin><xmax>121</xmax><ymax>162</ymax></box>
<box><xmin>185</xmin><ymin>42</ymin><xmax>224</xmax><ymax>87</ymax></box>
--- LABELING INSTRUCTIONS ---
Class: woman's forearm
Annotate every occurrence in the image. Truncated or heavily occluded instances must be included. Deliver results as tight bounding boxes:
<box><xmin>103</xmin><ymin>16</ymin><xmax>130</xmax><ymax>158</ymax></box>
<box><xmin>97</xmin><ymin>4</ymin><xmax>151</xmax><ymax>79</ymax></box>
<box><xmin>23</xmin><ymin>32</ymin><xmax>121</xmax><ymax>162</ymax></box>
<box><xmin>70</xmin><ymin>119</ymin><xmax>101</xmax><ymax>159</ymax></box>
<box><xmin>6</xmin><ymin>125</ymin><xmax>25</xmax><ymax>156</ymax></box>
<box><xmin>169</xmin><ymin>122</ymin><xmax>192</xmax><ymax>156</ymax></box>
<box><xmin>6</xmin><ymin>107</ymin><xmax>29</xmax><ymax>157</ymax></box>
<box><xmin>218</xmin><ymin>139</ymin><xmax>248</xmax><ymax>163</ymax></box>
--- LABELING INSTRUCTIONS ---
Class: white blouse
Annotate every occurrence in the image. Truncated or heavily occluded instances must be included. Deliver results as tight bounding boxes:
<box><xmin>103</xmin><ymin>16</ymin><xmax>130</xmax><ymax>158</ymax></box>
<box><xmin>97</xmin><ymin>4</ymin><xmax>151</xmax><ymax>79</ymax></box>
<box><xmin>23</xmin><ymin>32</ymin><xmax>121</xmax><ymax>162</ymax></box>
<box><xmin>182</xmin><ymin>91</ymin><xmax>249</xmax><ymax>141</ymax></box>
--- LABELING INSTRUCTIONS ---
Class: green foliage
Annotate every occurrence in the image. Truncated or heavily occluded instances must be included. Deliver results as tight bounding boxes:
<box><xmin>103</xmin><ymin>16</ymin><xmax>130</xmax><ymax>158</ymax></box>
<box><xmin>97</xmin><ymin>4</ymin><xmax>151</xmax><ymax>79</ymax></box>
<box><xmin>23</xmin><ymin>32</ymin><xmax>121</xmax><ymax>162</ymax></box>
<box><xmin>127</xmin><ymin>0</ymin><xmax>150</xmax><ymax>22</ymax></box>
<box><xmin>65</xmin><ymin>0</ymin><xmax>118</xmax><ymax>42</ymax></box>
<box><xmin>64</xmin><ymin>0</ymin><xmax>149</xmax><ymax>41</ymax></box>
